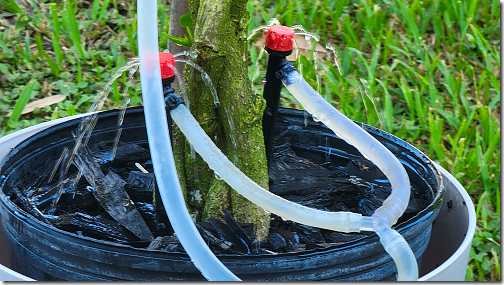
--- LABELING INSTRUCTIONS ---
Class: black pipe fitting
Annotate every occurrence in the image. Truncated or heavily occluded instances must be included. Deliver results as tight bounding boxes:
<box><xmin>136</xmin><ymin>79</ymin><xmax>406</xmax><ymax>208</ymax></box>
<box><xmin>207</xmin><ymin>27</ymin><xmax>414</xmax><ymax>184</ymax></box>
<box><xmin>163</xmin><ymin>86</ymin><xmax>184</xmax><ymax>111</ymax></box>
<box><xmin>262</xmin><ymin>48</ymin><xmax>294</xmax><ymax>163</ymax></box>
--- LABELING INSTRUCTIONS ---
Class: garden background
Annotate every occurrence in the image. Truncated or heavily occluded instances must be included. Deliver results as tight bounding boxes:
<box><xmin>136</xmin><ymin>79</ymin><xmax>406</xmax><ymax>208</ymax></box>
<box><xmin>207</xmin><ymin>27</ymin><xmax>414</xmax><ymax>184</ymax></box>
<box><xmin>0</xmin><ymin>0</ymin><xmax>500</xmax><ymax>280</ymax></box>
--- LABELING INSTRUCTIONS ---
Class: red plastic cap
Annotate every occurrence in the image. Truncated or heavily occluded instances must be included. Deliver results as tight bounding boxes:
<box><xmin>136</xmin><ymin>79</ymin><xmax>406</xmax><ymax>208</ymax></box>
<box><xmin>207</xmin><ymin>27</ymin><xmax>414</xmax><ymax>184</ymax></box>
<box><xmin>159</xmin><ymin>52</ymin><xmax>175</xmax><ymax>79</ymax></box>
<box><xmin>264</xmin><ymin>25</ymin><xmax>295</xmax><ymax>52</ymax></box>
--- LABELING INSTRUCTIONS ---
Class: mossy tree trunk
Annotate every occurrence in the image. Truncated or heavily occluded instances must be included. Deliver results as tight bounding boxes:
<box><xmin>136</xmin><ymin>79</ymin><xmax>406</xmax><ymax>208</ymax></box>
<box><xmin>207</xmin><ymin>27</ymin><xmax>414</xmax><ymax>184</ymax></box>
<box><xmin>172</xmin><ymin>0</ymin><xmax>270</xmax><ymax>241</ymax></box>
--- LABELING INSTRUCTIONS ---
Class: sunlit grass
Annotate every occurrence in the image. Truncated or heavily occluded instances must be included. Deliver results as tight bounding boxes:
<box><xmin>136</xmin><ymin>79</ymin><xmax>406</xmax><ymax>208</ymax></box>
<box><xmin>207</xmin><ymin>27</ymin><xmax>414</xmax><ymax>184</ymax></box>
<box><xmin>248</xmin><ymin>0</ymin><xmax>500</xmax><ymax>281</ymax></box>
<box><xmin>0</xmin><ymin>0</ymin><xmax>499</xmax><ymax>281</ymax></box>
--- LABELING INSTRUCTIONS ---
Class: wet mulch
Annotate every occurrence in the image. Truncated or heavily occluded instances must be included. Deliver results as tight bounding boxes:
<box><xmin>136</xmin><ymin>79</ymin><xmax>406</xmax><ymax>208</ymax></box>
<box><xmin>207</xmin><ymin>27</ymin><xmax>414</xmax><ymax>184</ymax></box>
<box><xmin>8</xmin><ymin>129</ymin><xmax>432</xmax><ymax>256</ymax></box>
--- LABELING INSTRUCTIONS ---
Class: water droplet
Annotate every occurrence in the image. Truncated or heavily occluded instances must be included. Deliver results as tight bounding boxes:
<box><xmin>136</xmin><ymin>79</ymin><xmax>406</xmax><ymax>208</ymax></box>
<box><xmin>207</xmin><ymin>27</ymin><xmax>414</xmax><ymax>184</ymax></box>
<box><xmin>268</xmin><ymin>18</ymin><xmax>281</xmax><ymax>26</ymax></box>
<box><xmin>224</xmin><ymin>107</ymin><xmax>238</xmax><ymax>154</ymax></box>
<box><xmin>193</xmin><ymin>167</ymin><xmax>199</xmax><ymax>182</ymax></box>
<box><xmin>214</xmin><ymin>172</ymin><xmax>223</xmax><ymax>180</ymax></box>
<box><xmin>324</xmin><ymin>137</ymin><xmax>332</xmax><ymax>160</ymax></box>
<box><xmin>0</xmin><ymin>175</ymin><xmax>6</xmax><ymax>188</ymax></box>
<box><xmin>135</xmin><ymin>162</ymin><xmax>149</xmax><ymax>173</ymax></box>
<box><xmin>304</xmin><ymin>35</ymin><xmax>312</xmax><ymax>45</ymax></box>
<box><xmin>190</xmin><ymin>144</ymin><xmax>196</xmax><ymax>160</ymax></box>
<box><xmin>191</xmin><ymin>190</ymin><xmax>202</xmax><ymax>201</ymax></box>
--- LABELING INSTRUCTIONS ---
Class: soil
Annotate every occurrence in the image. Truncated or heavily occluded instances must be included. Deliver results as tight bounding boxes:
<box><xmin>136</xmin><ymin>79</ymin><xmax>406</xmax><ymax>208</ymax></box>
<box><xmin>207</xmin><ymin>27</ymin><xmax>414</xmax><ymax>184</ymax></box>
<box><xmin>8</xmin><ymin>128</ymin><xmax>433</xmax><ymax>256</ymax></box>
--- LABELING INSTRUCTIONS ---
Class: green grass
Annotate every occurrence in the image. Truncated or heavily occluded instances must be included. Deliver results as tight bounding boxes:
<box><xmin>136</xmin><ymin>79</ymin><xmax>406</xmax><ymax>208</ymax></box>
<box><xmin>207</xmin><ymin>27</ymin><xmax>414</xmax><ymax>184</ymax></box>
<box><xmin>0</xmin><ymin>0</ymin><xmax>171</xmax><ymax>134</ymax></box>
<box><xmin>0</xmin><ymin>0</ymin><xmax>500</xmax><ymax>281</ymax></box>
<box><xmin>248</xmin><ymin>0</ymin><xmax>500</xmax><ymax>281</ymax></box>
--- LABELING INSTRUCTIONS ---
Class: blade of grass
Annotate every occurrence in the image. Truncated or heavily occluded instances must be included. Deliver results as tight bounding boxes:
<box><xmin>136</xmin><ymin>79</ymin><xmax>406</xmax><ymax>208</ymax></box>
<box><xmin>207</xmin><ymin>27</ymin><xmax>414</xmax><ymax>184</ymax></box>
<box><xmin>62</xmin><ymin>0</ymin><xmax>86</xmax><ymax>59</ymax></box>
<box><xmin>427</xmin><ymin>109</ymin><xmax>445</xmax><ymax>160</ymax></box>
<box><xmin>77</xmin><ymin>59</ymin><xmax>82</xmax><ymax>83</ymax></box>
<box><xmin>376</xmin><ymin>78</ymin><xmax>394</xmax><ymax>132</ymax></box>
<box><xmin>396</xmin><ymin>1</ymin><xmax>420</xmax><ymax>45</ymax></box>
<box><xmin>0</xmin><ymin>38</ymin><xmax>14</xmax><ymax>58</ymax></box>
<box><xmin>470</xmin><ymin>23</ymin><xmax>499</xmax><ymax>66</ymax></box>
<box><xmin>98</xmin><ymin>0</ymin><xmax>112</xmax><ymax>21</ymax></box>
<box><xmin>34</xmin><ymin>33</ymin><xmax>44</xmax><ymax>60</ymax></box>
<box><xmin>44</xmin><ymin>52</ymin><xmax>60</xmax><ymax>77</ymax></box>
<box><xmin>50</xmin><ymin>3</ymin><xmax>63</xmax><ymax>68</ymax></box>
<box><xmin>476</xmin><ymin>132</ymin><xmax>491</xmax><ymax>198</ymax></box>
<box><xmin>414</xmin><ymin>87</ymin><xmax>426</xmax><ymax>130</ymax></box>
<box><xmin>24</xmin><ymin>31</ymin><xmax>31</xmax><ymax>61</ymax></box>
<box><xmin>15</xmin><ymin>45</ymin><xmax>32</xmax><ymax>68</ymax></box>
<box><xmin>358</xmin><ymin>78</ymin><xmax>384</xmax><ymax>128</ymax></box>
<box><xmin>5</xmin><ymin>80</ymin><xmax>35</xmax><ymax>132</ymax></box>
<box><xmin>125</xmin><ymin>20</ymin><xmax>137</xmax><ymax>55</ymax></box>
<box><xmin>91</xmin><ymin>0</ymin><xmax>100</xmax><ymax>21</ymax></box>
<box><xmin>50</xmin><ymin>3</ymin><xmax>60</xmax><ymax>36</ymax></box>
<box><xmin>0</xmin><ymin>0</ymin><xmax>24</xmax><ymax>14</ymax></box>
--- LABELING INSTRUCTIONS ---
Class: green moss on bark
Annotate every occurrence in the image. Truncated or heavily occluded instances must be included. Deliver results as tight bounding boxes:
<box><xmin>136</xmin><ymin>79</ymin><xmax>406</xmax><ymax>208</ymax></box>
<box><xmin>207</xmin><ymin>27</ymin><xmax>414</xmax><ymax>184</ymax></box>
<box><xmin>173</xmin><ymin>0</ymin><xmax>270</xmax><ymax>241</ymax></box>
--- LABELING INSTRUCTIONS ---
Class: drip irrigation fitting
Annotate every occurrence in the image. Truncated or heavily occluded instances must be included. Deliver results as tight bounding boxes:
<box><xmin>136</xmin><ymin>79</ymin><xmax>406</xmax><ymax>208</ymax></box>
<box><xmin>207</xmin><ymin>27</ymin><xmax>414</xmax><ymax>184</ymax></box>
<box><xmin>262</xmin><ymin>25</ymin><xmax>295</xmax><ymax>160</ymax></box>
<box><xmin>170</xmin><ymin>102</ymin><xmax>419</xmax><ymax>280</ymax></box>
<box><xmin>140</xmin><ymin>8</ymin><xmax>416</xmax><ymax>280</ymax></box>
<box><xmin>274</xmin><ymin>59</ymin><xmax>417</xmax><ymax>281</ymax></box>
<box><xmin>159</xmin><ymin>52</ymin><xmax>177</xmax><ymax>144</ymax></box>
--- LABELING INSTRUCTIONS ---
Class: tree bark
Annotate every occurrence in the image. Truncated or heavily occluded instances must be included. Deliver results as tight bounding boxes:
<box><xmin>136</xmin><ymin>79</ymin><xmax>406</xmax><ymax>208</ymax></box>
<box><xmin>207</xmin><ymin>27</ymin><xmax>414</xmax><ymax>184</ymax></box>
<box><xmin>167</xmin><ymin>0</ymin><xmax>190</xmax><ymax>73</ymax></box>
<box><xmin>173</xmin><ymin>0</ymin><xmax>270</xmax><ymax>241</ymax></box>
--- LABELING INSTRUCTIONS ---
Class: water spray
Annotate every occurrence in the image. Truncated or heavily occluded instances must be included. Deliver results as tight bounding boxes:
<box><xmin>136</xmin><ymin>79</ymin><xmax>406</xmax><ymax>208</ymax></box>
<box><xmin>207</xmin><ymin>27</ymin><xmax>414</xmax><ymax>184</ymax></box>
<box><xmin>262</xmin><ymin>25</ymin><xmax>418</xmax><ymax>281</ymax></box>
<box><xmin>138</xmin><ymin>1</ymin><xmax>417</xmax><ymax>280</ymax></box>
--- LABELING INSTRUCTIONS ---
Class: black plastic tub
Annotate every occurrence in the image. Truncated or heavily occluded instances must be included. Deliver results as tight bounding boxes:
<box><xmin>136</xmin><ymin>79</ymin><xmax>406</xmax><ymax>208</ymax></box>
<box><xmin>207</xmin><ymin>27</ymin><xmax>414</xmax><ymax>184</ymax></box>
<box><xmin>0</xmin><ymin>106</ymin><xmax>443</xmax><ymax>281</ymax></box>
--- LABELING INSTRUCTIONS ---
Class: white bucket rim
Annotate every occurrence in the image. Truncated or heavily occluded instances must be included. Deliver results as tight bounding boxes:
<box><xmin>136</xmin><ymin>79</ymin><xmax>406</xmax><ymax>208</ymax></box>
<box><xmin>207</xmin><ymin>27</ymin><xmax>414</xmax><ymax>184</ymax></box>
<box><xmin>418</xmin><ymin>163</ymin><xmax>476</xmax><ymax>281</ymax></box>
<box><xmin>0</xmin><ymin>118</ymin><xmax>476</xmax><ymax>281</ymax></box>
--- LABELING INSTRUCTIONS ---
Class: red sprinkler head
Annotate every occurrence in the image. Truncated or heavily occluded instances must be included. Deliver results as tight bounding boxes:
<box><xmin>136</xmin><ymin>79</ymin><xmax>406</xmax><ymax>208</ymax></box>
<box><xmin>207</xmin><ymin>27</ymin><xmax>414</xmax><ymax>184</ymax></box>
<box><xmin>159</xmin><ymin>52</ymin><xmax>176</xmax><ymax>79</ymax></box>
<box><xmin>264</xmin><ymin>25</ymin><xmax>295</xmax><ymax>52</ymax></box>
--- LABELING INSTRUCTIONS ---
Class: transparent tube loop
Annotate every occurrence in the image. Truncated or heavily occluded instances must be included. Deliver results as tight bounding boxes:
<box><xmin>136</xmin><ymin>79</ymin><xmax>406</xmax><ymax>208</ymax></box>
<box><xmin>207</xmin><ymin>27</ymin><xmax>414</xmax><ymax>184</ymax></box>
<box><xmin>138</xmin><ymin>1</ymin><xmax>415</xmax><ymax>278</ymax></box>
<box><xmin>171</xmin><ymin>104</ymin><xmax>418</xmax><ymax>281</ymax></box>
<box><xmin>280</xmin><ymin>68</ymin><xmax>417</xmax><ymax>281</ymax></box>
<box><xmin>171</xmin><ymin>105</ymin><xmax>364</xmax><ymax>233</ymax></box>
<box><xmin>280</xmin><ymin>69</ymin><xmax>410</xmax><ymax>227</ymax></box>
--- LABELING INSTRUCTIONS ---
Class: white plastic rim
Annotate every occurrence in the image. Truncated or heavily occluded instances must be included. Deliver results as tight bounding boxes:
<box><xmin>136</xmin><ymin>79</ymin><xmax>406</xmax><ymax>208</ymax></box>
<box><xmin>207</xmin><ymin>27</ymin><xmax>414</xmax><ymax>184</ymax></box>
<box><xmin>418</xmin><ymin>163</ymin><xmax>476</xmax><ymax>281</ymax></box>
<box><xmin>0</xmin><ymin>116</ymin><xmax>475</xmax><ymax>281</ymax></box>
<box><xmin>0</xmin><ymin>113</ymin><xmax>92</xmax><ymax>154</ymax></box>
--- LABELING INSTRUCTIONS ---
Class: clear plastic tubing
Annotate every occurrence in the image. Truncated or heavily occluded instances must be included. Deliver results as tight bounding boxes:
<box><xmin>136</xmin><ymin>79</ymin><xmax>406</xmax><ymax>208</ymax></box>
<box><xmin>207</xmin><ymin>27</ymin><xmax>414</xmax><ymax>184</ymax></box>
<box><xmin>171</xmin><ymin>105</ymin><xmax>418</xmax><ymax>281</ymax></box>
<box><xmin>280</xmin><ymin>70</ymin><xmax>410</xmax><ymax>227</ymax></box>
<box><xmin>172</xmin><ymin>104</ymin><xmax>364</xmax><ymax>232</ymax></box>
<box><xmin>280</xmin><ymin>68</ymin><xmax>418</xmax><ymax>281</ymax></box>
<box><xmin>136</xmin><ymin>0</ymin><xmax>239</xmax><ymax>281</ymax></box>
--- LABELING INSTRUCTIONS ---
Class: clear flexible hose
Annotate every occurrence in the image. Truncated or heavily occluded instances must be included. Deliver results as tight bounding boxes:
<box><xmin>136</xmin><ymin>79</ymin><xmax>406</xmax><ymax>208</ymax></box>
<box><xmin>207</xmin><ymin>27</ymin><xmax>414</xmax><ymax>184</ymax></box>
<box><xmin>280</xmin><ymin>68</ymin><xmax>417</xmax><ymax>281</ymax></box>
<box><xmin>171</xmin><ymin>105</ymin><xmax>364</xmax><ymax>233</ymax></box>
<box><xmin>279</xmin><ymin>69</ymin><xmax>410</xmax><ymax>227</ymax></box>
<box><xmin>138</xmin><ymin>0</ymin><xmax>416</xmax><ymax>279</ymax></box>
<box><xmin>137</xmin><ymin>0</ymin><xmax>239</xmax><ymax>281</ymax></box>
<box><xmin>171</xmin><ymin>104</ymin><xmax>417</xmax><ymax>281</ymax></box>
